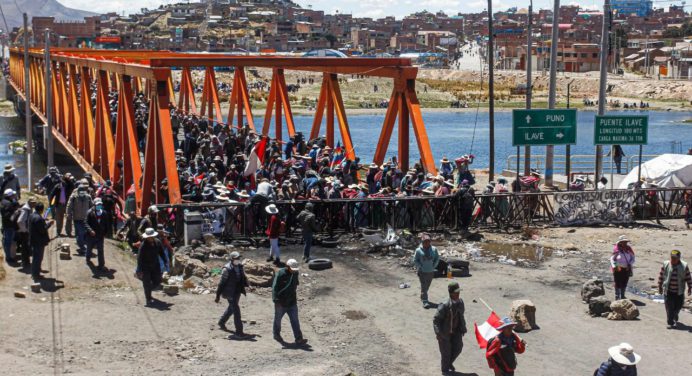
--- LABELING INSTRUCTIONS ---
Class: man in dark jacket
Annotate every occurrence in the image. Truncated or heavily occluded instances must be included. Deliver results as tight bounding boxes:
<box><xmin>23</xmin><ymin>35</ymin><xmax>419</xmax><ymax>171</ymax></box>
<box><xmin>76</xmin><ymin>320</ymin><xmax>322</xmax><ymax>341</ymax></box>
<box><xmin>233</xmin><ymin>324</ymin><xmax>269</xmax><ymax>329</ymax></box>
<box><xmin>84</xmin><ymin>198</ymin><xmax>111</xmax><ymax>271</ymax></box>
<box><xmin>136</xmin><ymin>228</ymin><xmax>168</xmax><ymax>306</ymax></box>
<box><xmin>271</xmin><ymin>259</ymin><xmax>307</xmax><ymax>345</ymax></box>
<box><xmin>0</xmin><ymin>164</ymin><xmax>21</xmax><ymax>199</ymax></box>
<box><xmin>1</xmin><ymin>188</ymin><xmax>20</xmax><ymax>264</ymax></box>
<box><xmin>296</xmin><ymin>202</ymin><xmax>320</xmax><ymax>262</ymax></box>
<box><xmin>595</xmin><ymin>343</ymin><xmax>640</xmax><ymax>376</ymax></box>
<box><xmin>433</xmin><ymin>281</ymin><xmax>467</xmax><ymax>375</ymax></box>
<box><xmin>29</xmin><ymin>203</ymin><xmax>53</xmax><ymax>282</ymax></box>
<box><xmin>215</xmin><ymin>251</ymin><xmax>249</xmax><ymax>337</ymax></box>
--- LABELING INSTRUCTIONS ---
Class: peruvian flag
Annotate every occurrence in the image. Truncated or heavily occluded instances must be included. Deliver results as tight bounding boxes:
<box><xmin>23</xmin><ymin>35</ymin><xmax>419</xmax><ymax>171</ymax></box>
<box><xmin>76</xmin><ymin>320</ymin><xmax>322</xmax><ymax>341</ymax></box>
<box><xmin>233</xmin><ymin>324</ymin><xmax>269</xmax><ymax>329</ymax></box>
<box><xmin>474</xmin><ymin>311</ymin><xmax>502</xmax><ymax>349</ymax></box>
<box><xmin>194</xmin><ymin>173</ymin><xmax>205</xmax><ymax>185</ymax></box>
<box><xmin>243</xmin><ymin>136</ymin><xmax>268</xmax><ymax>177</ymax></box>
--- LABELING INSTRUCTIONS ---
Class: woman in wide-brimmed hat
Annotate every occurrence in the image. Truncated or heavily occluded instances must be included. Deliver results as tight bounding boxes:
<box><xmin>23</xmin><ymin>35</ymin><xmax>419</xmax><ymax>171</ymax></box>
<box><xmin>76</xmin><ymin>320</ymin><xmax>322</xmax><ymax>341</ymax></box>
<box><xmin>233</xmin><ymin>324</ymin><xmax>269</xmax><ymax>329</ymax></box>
<box><xmin>610</xmin><ymin>235</ymin><xmax>635</xmax><ymax>300</ymax></box>
<box><xmin>595</xmin><ymin>343</ymin><xmax>640</xmax><ymax>376</ymax></box>
<box><xmin>265</xmin><ymin>204</ymin><xmax>282</xmax><ymax>266</ymax></box>
<box><xmin>486</xmin><ymin>317</ymin><xmax>527</xmax><ymax>376</ymax></box>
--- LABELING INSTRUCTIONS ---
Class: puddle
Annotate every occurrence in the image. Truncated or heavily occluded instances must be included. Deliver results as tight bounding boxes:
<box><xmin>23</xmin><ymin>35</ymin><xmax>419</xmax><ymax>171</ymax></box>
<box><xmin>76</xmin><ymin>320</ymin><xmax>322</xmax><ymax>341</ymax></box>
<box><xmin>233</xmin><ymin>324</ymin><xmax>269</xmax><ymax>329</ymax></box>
<box><xmin>464</xmin><ymin>242</ymin><xmax>553</xmax><ymax>267</ymax></box>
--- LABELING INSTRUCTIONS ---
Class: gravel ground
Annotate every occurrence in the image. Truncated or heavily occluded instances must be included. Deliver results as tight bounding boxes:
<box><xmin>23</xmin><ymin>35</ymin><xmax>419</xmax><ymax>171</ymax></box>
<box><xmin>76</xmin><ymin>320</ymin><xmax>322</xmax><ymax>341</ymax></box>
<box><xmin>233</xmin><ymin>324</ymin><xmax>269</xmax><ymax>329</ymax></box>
<box><xmin>1</xmin><ymin>219</ymin><xmax>691</xmax><ymax>375</ymax></box>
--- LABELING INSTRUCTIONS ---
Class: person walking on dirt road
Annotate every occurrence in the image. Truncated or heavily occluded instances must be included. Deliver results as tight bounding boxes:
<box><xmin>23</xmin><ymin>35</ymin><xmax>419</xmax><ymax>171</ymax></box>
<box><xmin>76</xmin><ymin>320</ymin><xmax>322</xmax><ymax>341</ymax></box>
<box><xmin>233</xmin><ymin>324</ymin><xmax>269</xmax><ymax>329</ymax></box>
<box><xmin>136</xmin><ymin>228</ymin><xmax>168</xmax><ymax>306</ymax></box>
<box><xmin>413</xmin><ymin>233</ymin><xmax>439</xmax><ymax>309</ymax></box>
<box><xmin>658</xmin><ymin>250</ymin><xmax>692</xmax><ymax>329</ymax></box>
<box><xmin>266</xmin><ymin>204</ymin><xmax>282</xmax><ymax>266</ymax></box>
<box><xmin>485</xmin><ymin>317</ymin><xmax>526</xmax><ymax>376</ymax></box>
<box><xmin>29</xmin><ymin>203</ymin><xmax>54</xmax><ymax>283</ymax></box>
<box><xmin>610</xmin><ymin>235</ymin><xmax>635</xmax><ymax>300</ymax></box>
<box><xmin>272</xmin><ymin>258</ymin><xmax>308</xmax><ymax>346</ymax></box>
<box><xmin>215</xmin><ymin>251</ymin><xmax>249</xmax><ymax>338</ymax></box>
<box><xmin>594</xmin><ymin>342</ymin><xmax>640</xmax><ymax>376</ymax></box>
<box><xmin>296</xmin><ymin>202</ymin><xmax>320</xmax><ymax>262</ymax></box>
<box><xmin>433</xmin><ymin>281</ymin><xmax>467</xmax><ymax>375</ymax></box>
<box><xmin>84</xmin><ymin>198</ymin><xmax>111</xmax><ymax>272</ymax></box>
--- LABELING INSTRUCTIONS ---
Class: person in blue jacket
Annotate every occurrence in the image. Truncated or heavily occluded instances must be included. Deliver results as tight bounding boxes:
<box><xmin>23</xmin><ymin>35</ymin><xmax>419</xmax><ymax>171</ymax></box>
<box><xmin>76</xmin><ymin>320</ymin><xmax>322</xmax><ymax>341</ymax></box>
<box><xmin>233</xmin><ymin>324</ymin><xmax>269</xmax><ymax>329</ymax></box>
<box><xmin>595</xmin><ymin>343</ymin><xmax>640</xmax><ymax>376</ymax></box>
<box><xmin>413</xmin><ymin>233</ymin><xmax>440</xmax><ymax>309</ymax></box>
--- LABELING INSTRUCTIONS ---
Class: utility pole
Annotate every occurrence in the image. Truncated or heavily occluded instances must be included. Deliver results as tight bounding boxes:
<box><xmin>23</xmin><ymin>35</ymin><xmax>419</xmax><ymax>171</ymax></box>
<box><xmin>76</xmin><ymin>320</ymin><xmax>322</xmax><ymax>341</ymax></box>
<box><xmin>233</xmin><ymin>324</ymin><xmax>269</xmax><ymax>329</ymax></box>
<box><xmin>488</xmin><ymin>0</ymin><xmax>495</xmax><ymax>181</ymax></box>
<box><xmin>545</xmin><ymin>0</ymin><xmax>560</xmax><ymax>188</ymax></box>
<box><xmin>524</xmin><ymin>0</ymin><xmax>533</xmax><ymax>176</ymax></box>
<box><xmin>23</xmin><ymin>13</ymin><xmax>32</xmax><ymax>192</ymax></box>
<box><xmin>45</xmin><ymin>29</ymin><xmax>54</xmax><ymax>167</ymax></box>
<box><xmin>595</xmin><ymin>0</ymin><xmax>610</xmax><ymax>183</ymax></box>
<box><xmin>644</xmin><ymin>33</ymin><xmax>649</xmax><ymax>76</ymax></box>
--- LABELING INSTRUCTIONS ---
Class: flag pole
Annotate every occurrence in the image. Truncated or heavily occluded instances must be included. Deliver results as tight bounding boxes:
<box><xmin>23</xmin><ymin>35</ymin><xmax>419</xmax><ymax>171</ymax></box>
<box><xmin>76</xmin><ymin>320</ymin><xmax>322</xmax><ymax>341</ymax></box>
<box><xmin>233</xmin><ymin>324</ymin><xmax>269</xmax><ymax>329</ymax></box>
<box><xmin>478</xmin><ymin>297</ymin><xmax>493</xmax><ymax>312</ymax></box>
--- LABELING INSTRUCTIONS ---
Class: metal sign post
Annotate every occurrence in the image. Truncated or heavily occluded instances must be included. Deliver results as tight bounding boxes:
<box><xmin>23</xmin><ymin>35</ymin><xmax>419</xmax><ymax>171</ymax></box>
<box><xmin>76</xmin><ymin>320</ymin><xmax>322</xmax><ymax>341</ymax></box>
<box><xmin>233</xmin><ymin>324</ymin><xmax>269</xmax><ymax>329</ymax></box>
<box><xmin>23</xmin><ymin>13</ymin><xmax>32</xmax><ymax>192</ymax></box>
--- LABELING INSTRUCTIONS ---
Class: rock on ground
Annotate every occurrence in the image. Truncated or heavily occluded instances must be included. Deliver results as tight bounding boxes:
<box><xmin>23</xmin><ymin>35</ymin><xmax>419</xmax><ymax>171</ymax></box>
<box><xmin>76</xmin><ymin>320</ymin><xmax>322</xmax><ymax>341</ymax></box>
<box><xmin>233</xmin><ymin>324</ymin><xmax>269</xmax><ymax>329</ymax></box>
<box><xmin>172</xmin><ymin>254</ymin><xmax>210</xmax><ymax>278</ymax></box>
<box><xmin>243</xmin><ymin>259</ymin><xmax>275</xmax><ymax>288</ymax></box>
<box><xmin>510</xmin><ymin>300</ymin><xmax>537</xmax><ymax>332</ymax></box>
<box><xmin>588</xmin><ymin>296</ymin><xmax>612</xmax><ymax>317</ymax></box>
<box><xmin>608</xmin><ymin>299</ymin><xmax>639</xmax><ymax>320</ymax></box>
<box><xmin>581</xmin><ymin>278</ymin><xmax>605</xmax><ymax>303</ymax></box>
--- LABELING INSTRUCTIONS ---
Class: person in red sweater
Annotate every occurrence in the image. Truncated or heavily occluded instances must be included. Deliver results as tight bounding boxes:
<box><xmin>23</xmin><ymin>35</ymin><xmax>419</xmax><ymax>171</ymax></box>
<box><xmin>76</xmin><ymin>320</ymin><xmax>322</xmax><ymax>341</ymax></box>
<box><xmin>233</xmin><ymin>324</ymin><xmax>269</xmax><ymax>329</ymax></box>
<box><xmin>486</xmin><ymin>317</ymin><xmax>526</xmax><ymax>376</ymax></box>
<box><xmin>265</xmin><ymin>204</ymin><xmax>282</xmax><ymax>266</ymax></box>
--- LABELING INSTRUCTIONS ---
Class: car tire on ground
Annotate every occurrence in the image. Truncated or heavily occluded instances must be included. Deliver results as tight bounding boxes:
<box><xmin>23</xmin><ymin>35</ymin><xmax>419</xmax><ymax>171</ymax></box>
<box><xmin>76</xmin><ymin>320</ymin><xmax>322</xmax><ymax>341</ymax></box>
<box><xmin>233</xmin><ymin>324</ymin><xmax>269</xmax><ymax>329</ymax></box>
<box><xmin>308</xmin><ymin>258</ymin><xmax>333</xmax><ymax>271</ymax></box>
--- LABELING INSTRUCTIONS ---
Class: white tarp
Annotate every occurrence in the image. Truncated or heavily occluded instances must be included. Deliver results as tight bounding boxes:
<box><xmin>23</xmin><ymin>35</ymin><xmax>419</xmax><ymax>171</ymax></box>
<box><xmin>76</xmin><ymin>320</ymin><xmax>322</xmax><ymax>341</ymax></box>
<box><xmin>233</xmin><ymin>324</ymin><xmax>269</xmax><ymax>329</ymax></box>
<box><xmin>618</xmin><ymin>154</ymin><xmax>692</xmax><ymax>189</ymax></box>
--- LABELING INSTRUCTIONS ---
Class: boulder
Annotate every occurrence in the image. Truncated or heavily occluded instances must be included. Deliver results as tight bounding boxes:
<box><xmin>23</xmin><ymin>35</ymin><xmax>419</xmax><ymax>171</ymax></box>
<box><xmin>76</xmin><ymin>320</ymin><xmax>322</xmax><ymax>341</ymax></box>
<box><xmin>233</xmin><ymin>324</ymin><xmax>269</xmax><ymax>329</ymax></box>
<box><xmin>608</xmin><ymin>299</ymin><xmax>639</xmax><ymax>320</ymax></box>
<box><xmin>184</xmin><ymin>258</ymin><xmax>209</xmax><ymax>278</ymax></box>
<box><xmin>171</xmin><ymin>254</ymin><xmax>209</xmax><ymax>278</ymax></box>
<box><xmin>202</xmin><ymin>233</ymin><xmax>216</xmax><ymax>246</ymax></box>
<box><xmin>243</xmin><ymin>259</ymin><xmax>275</xmax><ymax>288</ymax></box>
<box><xmin>588</xmin><ymin>296</ymin><xmax>612</xmax><ymax>317</ymax></box>
<box><xmin>183</xmin><ymin>276</ymin><xmax>204</xmax><ymax>290</ymax></box>
<box><xmin>510</xmin><ymin>300</ymin><xmax>537</xmax><ymax>332</ymax></box>
<box><xmin>210</xmin><ymin>245</ymin><xmax>229</xmax><ymax>256</ymax></box>
<box><xmin>14</xmin><ymin>291</ymin><xmax>26</xmax><ymax>298</ymax></box>
<box><xmin>581</xmin><ymin>278</ymin><xmax>605</xmax><ymax>303</ymax></box>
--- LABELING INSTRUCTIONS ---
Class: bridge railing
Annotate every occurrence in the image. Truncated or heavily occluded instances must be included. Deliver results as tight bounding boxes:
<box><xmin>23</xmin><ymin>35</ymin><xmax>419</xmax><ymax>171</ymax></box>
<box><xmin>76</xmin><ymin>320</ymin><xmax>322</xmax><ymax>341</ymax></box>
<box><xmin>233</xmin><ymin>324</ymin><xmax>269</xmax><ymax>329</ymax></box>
<box><xmin>155</xmin><ymin>187</ymin><xmax>690</xmax><ymax>242</ymax></box>
<box><xmin>506</xmin><ymin>154</ymin><xmax>661</xmax><ymax>176</ymax></box>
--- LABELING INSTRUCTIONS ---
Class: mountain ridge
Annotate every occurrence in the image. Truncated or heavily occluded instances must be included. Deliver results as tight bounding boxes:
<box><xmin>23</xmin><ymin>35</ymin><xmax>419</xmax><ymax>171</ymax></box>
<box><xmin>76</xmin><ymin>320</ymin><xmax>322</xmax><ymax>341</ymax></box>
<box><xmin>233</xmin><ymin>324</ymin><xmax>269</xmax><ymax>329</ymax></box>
<box><xmin>0</xmin><ymin>0</ymin><xmax>97</xmax><ymax>31</ymax></box>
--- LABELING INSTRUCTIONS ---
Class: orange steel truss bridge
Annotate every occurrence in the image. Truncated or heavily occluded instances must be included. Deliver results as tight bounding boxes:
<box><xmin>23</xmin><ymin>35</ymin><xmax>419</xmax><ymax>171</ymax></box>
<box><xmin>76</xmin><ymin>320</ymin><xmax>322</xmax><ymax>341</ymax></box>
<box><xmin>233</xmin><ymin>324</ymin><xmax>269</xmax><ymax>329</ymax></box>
<box><xmin>8</xmin><ymin>48</ymin><xmax>436</xmax><ymax>214</ymax></box>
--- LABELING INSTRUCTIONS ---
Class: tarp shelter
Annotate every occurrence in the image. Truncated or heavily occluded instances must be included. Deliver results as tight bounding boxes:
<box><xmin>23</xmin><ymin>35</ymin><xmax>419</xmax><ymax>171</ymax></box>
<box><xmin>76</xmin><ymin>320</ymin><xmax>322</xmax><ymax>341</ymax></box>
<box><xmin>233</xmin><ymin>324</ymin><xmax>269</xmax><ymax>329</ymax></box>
<box><xmin>619</xmin><ymin>154</ymin><xmax>692</xmax><ymax>189</ymax></box>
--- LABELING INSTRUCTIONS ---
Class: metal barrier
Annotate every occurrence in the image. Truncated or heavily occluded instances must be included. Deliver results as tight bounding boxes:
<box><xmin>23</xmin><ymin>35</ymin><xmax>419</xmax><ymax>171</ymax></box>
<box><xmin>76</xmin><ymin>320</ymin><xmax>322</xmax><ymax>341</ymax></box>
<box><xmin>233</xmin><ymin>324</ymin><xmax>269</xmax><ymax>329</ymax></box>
<box><xmin>506</xmin><ymin>154</ymin><xmax>661</xmax><ymax>176</ymax></box>
<box><xmin>155</xmin><ymin>187</ymin><xmax>691</xmax><ymax>241</ymax></box>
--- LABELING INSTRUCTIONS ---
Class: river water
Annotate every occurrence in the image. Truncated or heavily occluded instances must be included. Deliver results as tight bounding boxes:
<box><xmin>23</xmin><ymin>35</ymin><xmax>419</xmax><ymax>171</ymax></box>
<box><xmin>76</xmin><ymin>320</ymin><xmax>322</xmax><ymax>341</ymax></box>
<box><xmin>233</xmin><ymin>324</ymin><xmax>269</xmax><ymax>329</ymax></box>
<box><xmin>253</xmin><ymin>109</ymin><xmax>692</xmax><ymax>171</ymax></box>
<box><xmin>1</xmin><ymin>106</ymin><xmax>690</xmax><ymax>185</ymax></box>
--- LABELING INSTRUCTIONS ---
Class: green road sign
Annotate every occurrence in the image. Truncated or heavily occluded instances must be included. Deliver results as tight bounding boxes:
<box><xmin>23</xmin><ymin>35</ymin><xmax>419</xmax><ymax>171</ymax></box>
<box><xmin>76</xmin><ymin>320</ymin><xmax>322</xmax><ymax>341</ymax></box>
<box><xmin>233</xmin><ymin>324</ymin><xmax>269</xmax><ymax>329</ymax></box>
<box><xmin>512</xmin><ymin>109</ymin><xmax>577</xmax><ymax>146</ymax></box>
<box><xmin>594</xmin><ymin>115</ymin><xmax>649</xmax><ymax>145</ymax></box>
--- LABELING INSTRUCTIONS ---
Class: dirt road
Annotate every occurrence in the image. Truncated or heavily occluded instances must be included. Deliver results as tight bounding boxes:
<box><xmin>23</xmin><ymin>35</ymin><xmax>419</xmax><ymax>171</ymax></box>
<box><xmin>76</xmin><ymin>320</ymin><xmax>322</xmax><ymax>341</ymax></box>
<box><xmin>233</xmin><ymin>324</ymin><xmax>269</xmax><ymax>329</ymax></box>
<box><xmin>1</xmin><ymin>220</ymin><xmax>691</xmax><ymax>375</ymax></box>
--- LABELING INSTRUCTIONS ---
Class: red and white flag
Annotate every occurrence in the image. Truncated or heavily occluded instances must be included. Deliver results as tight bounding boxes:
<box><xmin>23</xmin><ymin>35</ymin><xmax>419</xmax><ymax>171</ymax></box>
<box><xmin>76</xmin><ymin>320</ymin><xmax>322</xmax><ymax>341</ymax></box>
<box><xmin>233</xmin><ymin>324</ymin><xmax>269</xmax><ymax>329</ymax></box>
<box><xmin>243</xmin><ymin>136</ymin><xmax>268</xmax><ymax>177</ymax></box>
<box><xmin>474</xmin><ymin>311</ymin><xmax>502</xmax><ymax>349</ymax></box>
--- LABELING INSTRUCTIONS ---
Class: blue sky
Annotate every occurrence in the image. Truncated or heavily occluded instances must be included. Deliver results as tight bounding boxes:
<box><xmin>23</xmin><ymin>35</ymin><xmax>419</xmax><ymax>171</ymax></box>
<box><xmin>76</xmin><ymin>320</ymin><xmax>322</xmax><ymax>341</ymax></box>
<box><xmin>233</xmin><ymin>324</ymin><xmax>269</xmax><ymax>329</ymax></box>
<box><xmin>59</xmin><ymin>0</ymin><xmax>604</xmax><ymax>19</ymax></box>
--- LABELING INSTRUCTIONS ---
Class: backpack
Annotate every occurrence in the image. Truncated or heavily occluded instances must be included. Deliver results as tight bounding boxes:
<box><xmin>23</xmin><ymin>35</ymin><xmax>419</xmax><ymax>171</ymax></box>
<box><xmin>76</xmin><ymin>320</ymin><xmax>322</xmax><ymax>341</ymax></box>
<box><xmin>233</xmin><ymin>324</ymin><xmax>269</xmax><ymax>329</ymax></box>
<box><xmin>594</xmin><ymin>361</ymin><xmax>612</xmax><ymax>376</ymax></box>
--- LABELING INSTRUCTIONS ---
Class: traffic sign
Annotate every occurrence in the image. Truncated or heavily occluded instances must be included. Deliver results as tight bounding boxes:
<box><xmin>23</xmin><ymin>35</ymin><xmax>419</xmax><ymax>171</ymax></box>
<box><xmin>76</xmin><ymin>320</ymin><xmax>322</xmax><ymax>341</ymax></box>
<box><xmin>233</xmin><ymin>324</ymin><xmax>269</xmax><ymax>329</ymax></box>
<box><xmin>512</xmin><ymin>109</ymin><xmax>577</xmax><ymax>146</ymax></box>
<box><xmin>594</xmin><ymin>115</ymin><xmax>648</xmax><ymax>145</ymax></box>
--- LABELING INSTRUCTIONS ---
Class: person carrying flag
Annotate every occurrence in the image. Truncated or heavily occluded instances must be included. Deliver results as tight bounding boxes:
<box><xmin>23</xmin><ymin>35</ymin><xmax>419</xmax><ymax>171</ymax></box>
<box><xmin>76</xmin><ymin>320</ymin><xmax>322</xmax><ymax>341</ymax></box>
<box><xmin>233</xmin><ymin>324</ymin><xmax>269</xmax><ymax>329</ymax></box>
<box><xmin>485</xmin><ymin>317</ymin><xmax>526</xmax><ymax>376</ymax></box>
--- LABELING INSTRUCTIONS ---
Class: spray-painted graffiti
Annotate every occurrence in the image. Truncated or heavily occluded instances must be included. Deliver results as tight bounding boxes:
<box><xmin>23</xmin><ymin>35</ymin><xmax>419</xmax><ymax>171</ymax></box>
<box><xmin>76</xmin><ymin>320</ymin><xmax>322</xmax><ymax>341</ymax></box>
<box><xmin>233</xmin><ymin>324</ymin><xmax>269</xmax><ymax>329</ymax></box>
<box><xmin>554</xmin><ymin>190</ymin><xmax>634</xmax><ymax>226</ymax></box>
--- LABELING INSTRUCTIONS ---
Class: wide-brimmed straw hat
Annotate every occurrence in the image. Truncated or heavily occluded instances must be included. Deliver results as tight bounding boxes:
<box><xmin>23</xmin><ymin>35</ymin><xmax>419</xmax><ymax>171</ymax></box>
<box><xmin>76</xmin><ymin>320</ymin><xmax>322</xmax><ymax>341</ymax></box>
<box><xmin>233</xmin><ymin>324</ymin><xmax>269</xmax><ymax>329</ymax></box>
<box><xmin>265</xmin><ymin>204</ymin><xmax>279</xmax><ymax>214</ymax></box>
<box><xmin>141</xmin><ymin>227</ymin><xmax>159</xmax><ymax>239</ymax></box>
<box><xmin>615</xmin><ymin>235</ymin><xmax>630</xmax><ymax>244</ymax></box>
<box><xmin>496</xmin><ymin>317</ymin><xmax>517</xmax><ymax>330</ymax></box>
<box><xmin>3</xmin><ymin>164</ymin><xmax>15</xmax><ymax>173</ymax></box>
<box><xmin>236</xmin><ymin>190</ymin><xmax>250</xmax><ymax>198</ymax></box>
<box><xmin>608</xmin><ymin>343</ymin><xmax>641</xmax><ymax>366</ymax></box>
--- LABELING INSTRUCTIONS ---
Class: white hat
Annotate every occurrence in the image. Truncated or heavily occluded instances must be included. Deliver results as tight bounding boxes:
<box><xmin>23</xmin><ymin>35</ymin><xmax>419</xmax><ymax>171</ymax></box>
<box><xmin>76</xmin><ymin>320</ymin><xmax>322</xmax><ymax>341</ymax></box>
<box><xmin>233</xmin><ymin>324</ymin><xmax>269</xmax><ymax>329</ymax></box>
<box><xmin>148</xmin><ymin>205</ymin><xmax>159</xmax><ymax>214</ymax></box>
<box><xmin>141</xmin><ymin>227</ymin><xmax>159</xmax><ymax>239</ymax></box>
<box><xmin>608</xmin><ymin>343</ymin><xmax>641</xmax><ymax>366</ymax></box>
<box><xmin>3</xmin><ymin>188</ymin><xmax>15</xmax><ymax>197</ymax></box>
<box><xmin>615</xmin><ymin>235</ymin><xmax>630</xmax><ymax>244</ymax></box>
<box><xmin>265</xmin><ymin>204</ymin><xmax>279</xmax><ymax>214</ymax></box>
<box><xmin>3</xmin><ymin>164</ymin><xmax>15</xmax><ymax>173</ymax></box>
<box><xmin>286</xmin><ymin>259</ymin><xmax>299</xmax><ymax>271</ymax></box>
<box><xmin>93</xmin><ymin>198</ymin><xmax>103</xmax><ymax>205</ymax></box>
<box><xmin>236</xmin><ymin>190</ymin><xmax>250</xmax><ymax>198</ymax></box>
